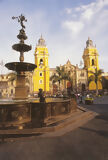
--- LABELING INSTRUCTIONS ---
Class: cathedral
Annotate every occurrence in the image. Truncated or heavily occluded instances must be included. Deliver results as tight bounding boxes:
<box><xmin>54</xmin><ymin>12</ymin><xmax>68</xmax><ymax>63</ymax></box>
<box><xmin>32</xmin><ymin>36</ymin><xmax>102</xmax><ymax>95</ymax></box>
<box><xmin>83</xmin><ymin>37</ymin><xmax>102</xmax><ymax>91</ymax></box>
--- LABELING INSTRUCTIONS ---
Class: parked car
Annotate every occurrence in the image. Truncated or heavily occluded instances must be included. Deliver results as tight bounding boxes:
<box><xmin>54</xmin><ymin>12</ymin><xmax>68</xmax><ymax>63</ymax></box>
<box><xmin>85</xmin><ymin>94</ymin><xmax>94</xmax><ymax>105</ymax></box>
<box><xmin>33</xmin><ymin>93</ymin><xmax>38</xmax><ymax>98</ymax></box>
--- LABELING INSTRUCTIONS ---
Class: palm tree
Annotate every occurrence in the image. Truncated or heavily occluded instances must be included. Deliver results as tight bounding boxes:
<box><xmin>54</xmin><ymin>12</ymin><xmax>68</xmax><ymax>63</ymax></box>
<box><xmin>50</xmin><ymin>66</ymin><xmax>69</xmax><ymax>91</ymax></box>
<box><xmin>88</xmin><ymin>68</ymin><xmax>103</xmax><ymax>95</ymax></box>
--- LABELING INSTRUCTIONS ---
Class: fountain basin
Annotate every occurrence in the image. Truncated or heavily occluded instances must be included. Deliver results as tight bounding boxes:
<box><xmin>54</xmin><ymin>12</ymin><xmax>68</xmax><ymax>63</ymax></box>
<box><xmin>0</xmin><ymin>98</ymin><xmax>77</xmax><ymax>129</ymax></box>
<box><xmin>0</xmin><ymin>100</ymin><xmax>31</xmax><ymax>128</ymax></box>
<box><xmin>5</xmin><ymin>62</ymin><xmax>37</xmax><ymax>72</ymax></box>
<box><xmin>12</xmin><ymin>43</ymin><xmax>31</xmax><ymax>52</ymax></box>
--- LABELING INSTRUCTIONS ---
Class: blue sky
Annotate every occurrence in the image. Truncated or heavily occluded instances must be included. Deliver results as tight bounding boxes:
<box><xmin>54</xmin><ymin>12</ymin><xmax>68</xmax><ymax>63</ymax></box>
<box><xmin>0</xmin><ymin>0</ymin><xmax>108</xmax><ymax>73</ymax></box>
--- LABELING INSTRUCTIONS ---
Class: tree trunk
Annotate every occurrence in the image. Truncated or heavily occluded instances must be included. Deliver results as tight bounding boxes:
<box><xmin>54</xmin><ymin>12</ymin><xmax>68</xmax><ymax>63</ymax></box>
<box><xmin>64</xmin><ymin>80</ymin><xmax>66</xmax><ymax>89</ymax></box>
<box><xmin>96</xmin><ymin>81</ymin><xmax>98</xmax><ymax>96</ymax></box>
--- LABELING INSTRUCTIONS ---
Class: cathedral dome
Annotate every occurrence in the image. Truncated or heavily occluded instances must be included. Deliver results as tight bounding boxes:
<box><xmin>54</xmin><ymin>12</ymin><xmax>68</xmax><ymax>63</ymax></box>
<box><xmin>37</xmin><ymin>35</ymin><xmax>46</xmax><ymax>47</ymax></box>
<box><xmin>86</xmin><ymin>37</ymin><xmax>94</xmax><ymax>48</ymax></box>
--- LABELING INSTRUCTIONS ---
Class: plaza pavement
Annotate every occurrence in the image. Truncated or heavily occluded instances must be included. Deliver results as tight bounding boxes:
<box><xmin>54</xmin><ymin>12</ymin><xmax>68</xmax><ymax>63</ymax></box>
<box><xmin>0</xmin><ymin>96</ymin><xmax>108</xmax><ymax>160</ymax></box>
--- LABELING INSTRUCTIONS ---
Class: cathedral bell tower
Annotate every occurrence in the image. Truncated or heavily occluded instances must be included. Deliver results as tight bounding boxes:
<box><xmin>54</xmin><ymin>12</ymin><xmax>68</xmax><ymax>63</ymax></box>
<box><xmin>83</xmin><ymin>37</ymin><xmax>102</xmax><ymax>90</ymax></box>
<box><xmin>33</xmin><ymin>35</ymin><xmax>49</xmax><ymax>93</ymax></box>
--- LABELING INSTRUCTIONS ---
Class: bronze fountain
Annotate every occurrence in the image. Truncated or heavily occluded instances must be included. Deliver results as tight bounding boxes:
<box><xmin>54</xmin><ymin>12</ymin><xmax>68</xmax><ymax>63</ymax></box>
<box><xmin>5</xmin><ymin>14</ymin><xmax>36</xmax><ymax>99</ymax></box>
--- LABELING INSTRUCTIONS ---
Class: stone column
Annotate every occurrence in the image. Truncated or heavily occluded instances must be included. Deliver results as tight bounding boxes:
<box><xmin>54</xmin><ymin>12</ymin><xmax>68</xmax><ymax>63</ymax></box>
<box><xmin>14</xmin><ymin>72</ymin><xmax>28</xmax><ymax>99</ymax></box>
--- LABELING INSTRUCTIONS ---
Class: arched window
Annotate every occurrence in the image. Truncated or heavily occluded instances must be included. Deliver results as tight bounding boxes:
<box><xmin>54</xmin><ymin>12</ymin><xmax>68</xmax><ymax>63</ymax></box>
<box><xmin>40</xmin><ymin>59</ymin><xmax>43</xmax><ymax>64</ymax></box>
<box><xmin>92</xmin><ymin>59</ymin><xmax>94</xmax><ymax>66</ymax></box>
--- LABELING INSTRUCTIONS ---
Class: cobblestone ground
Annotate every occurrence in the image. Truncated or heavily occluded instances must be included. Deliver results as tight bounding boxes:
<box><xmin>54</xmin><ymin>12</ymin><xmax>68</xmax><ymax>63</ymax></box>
<box><xmin>0</xmin><ymin>96</ymin><xmax>108</xmax><ymax>160</ymax></box>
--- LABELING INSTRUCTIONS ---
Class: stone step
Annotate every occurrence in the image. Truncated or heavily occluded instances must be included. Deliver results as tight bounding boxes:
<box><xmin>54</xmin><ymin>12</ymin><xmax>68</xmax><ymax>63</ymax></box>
<box><xmin>40</xmin><ymin>111</ymin><xmax>98</xmax><ymax>137</ymax></box>
<box><xmin>45</xmin><ymin>109</ymin><xmax>83</xmax><ymax>126</ymax></box>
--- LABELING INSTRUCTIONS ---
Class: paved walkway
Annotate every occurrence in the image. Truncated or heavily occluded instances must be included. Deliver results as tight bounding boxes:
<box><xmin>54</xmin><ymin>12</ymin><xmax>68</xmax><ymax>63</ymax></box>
<box><xmin>0</xmin><ymin>96</ymin><xmax>108</xmax><ymax>160</ymax></box>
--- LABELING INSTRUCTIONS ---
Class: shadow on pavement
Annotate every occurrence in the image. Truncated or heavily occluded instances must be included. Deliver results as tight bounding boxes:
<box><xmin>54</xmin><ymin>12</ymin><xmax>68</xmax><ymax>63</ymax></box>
<box><xmin>80</xmin><ymin>127</ymin><xmax>108</xmax><ymax>138</ymax></box>
<box><xmin>95</xmin><ymin>114</ymin><xmax>108</xmax><ymax>122</ymax></box>
<box><xmin>81</xmin><ymin>104</ymin><xmax>108</xmax><ymax>114</ymax></box>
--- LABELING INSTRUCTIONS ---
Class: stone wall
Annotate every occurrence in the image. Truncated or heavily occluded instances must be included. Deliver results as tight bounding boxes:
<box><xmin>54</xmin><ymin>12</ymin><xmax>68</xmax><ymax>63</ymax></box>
<box><xmin>31</xmin><ymin>98</ymin><xmax>77</xmax><ymax>127</ymax></box>
<box><xmin>0</xmin><ymin>98</ymin><xmax>77</xmax><ymax>129</ymax></box>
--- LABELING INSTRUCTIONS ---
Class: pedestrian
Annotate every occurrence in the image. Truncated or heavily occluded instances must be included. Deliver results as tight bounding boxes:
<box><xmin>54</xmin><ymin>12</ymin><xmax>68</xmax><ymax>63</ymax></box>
<box><xmin>79</xmin><ymin>94</ymin><xmax>83</xmax><ymax>104</ymax></box>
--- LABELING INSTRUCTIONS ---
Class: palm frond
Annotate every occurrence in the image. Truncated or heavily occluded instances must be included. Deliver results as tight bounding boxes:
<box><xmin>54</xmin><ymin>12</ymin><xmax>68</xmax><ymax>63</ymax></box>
<box><xmin>50</xmin><ymin>74</ymin><xmax>58</xmax><ymax>81</ymax></box>
<box><xmin>88</xmin><ymin>68</ymin><xmax>103</xmax><ymax>86</ymax></box>
<box><xmin>56</xmin><ymin>66</ymin><xmax>61</xmax><ymax>76</ymax></box>
<box><xmin>88</xmin><ymin>70</ymin><xmax>95</xmax><ymax>75</ymax></box>
<box><xmin>97</xmin><ymin>69</ymin><xmax>103</xmax><ymax>76</ymax></box>
<box><xmin>88</xmin><ymin>75</ymin><xmax>95</xmax><ymax>84</ymax></box>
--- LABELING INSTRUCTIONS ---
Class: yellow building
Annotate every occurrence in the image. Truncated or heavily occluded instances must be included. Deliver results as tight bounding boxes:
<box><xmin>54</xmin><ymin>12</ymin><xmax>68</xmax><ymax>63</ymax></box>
<box><xmin>33</xmin><ymin>35</ymin><xmax>49</xmax><ymax>93</ymax></box>
<box><xmin>83</xmin><ymin>37</ymin><xmax>102</xmax><ymax>90</ymax></box>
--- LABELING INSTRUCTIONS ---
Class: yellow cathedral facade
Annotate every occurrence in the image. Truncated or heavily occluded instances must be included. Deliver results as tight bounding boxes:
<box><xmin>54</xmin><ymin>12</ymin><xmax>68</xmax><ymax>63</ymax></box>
<box><xmin>83</xmin><ymin>37</ymin><xmax>102</xmax><ymax>90</ymax></box>
<box><xmin>33</xmin><ymin>35</ymin><xmax>49</xmax><ymax>93</ymax></box>
<box><xmin>33</xmin><ymin>36</ymin><xmax>102</xmax><ymax>94</ymax></box>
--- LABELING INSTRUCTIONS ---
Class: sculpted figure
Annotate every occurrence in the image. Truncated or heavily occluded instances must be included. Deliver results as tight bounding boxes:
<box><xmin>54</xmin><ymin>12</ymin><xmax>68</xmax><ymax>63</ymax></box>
<box><xmin>12</xmin><ymin>14</ymin><xmax>27</xmax><ymax>29</ymax></box>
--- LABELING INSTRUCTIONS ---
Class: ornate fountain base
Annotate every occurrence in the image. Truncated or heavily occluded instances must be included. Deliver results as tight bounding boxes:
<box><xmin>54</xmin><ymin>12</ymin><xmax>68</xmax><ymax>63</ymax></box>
<box><xmin>0</xmin><ymin>101</ymin><xmax>31</xmax><ymax>128</ymax></box>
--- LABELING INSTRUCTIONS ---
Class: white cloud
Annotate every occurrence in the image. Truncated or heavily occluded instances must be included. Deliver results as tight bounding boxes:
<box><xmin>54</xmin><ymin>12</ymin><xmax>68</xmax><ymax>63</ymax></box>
<box><xmin>82</xmin><ymin>8</ymin><xmax>94</xmax><ymax>20</ymax></box>
<box><xmin>62</xmin><ymin>20</ymin><xmax>84</xmax><ymax>34</ymax></box>
<box><xmin>81</xmin><ymin>0</ymin><xmax>108</xmax><ymax>20</ymax></box>
<box><xmin>65</xmin><ymin>8</ymin><xmax>72</xmax><ymax>14</ymax></box>
<box><xmin>63</xmin><ymin>0</ymin><xmax>108</xmax><ymax>35</ymax></box>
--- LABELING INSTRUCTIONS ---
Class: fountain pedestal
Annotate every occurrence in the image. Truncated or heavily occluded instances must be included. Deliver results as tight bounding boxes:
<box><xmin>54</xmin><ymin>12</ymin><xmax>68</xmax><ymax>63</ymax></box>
<box><xmin>14</xmin><ymin>73</ymin><xmax>27</xmax><ymax>99</ymax></box>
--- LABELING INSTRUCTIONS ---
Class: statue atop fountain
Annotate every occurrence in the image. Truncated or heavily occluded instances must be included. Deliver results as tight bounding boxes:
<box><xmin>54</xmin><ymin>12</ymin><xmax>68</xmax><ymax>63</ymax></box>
<box><xmin>12</xmin><ymin>14</ymin><xmax>27</xmax><ymax>29</ymax></box>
